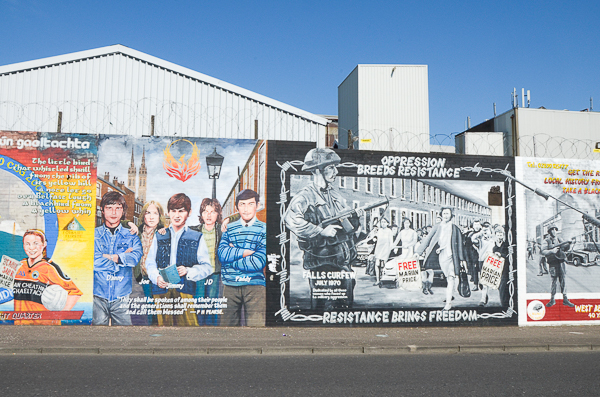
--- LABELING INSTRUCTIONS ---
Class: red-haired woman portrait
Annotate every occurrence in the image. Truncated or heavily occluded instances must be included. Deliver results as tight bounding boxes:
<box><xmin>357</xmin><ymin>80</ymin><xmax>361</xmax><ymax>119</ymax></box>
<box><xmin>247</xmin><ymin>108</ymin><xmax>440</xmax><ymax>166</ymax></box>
<box><xmin>13</xmin><ymin>229</ymin><xmax>82</xmax><ymax>325</ymax></box>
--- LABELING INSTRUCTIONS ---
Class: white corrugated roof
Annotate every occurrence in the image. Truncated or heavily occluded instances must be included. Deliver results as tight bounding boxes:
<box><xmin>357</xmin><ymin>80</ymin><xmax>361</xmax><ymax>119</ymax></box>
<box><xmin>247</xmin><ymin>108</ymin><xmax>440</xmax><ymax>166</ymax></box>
<box><xmin>0</xmin><ymin>44</ymin><xmax>327</xmax><ymax>125</ymax></box>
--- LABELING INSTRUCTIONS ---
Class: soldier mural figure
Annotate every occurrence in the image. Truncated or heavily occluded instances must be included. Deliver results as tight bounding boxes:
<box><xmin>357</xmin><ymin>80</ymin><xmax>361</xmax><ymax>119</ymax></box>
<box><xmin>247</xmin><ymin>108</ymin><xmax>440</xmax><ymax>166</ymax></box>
<box><xmin>542</xmin><ymin>226</ymin><xmax>575</xmax><ymax>308</ymax></box>
<box><xmin>284</xmin><ymin>148</ymin><xmax>367</xmax><ymax>310</ymax></box>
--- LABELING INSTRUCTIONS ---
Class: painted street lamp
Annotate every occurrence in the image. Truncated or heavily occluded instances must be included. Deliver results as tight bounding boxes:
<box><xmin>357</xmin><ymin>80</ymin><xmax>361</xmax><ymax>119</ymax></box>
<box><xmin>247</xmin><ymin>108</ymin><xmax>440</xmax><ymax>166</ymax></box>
<box><xmin>206</xmin><ymin>147</ymin><xmax>224</xmax><ymax>199</ymax></box>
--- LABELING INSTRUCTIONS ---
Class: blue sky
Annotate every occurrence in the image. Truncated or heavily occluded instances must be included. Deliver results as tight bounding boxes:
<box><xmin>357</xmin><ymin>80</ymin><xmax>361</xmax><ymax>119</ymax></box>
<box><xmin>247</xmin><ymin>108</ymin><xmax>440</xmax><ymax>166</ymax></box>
<box><xmin>97</xmin><ymin>136</ymin><xmax>256</xmax><ymax>213</ymax></box>
<box><xmin>2</xmin><ymin>1</ymin><xmax>599</xmax><ymax>144</ymax></box>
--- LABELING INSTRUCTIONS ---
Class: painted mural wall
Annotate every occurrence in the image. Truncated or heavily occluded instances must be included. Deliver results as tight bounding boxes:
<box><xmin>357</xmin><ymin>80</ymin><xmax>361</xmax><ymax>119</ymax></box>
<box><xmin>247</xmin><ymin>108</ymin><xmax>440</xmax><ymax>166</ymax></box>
<box><xmin>5</xmin><ymin>131</ymin><xmax>598</xmax><ymax>328</ymax></box>
<box><xmin>0</xmin><ymin>131</ymin><xmax>96</xmax><ymax>324</ymax></box>
<box><xmin>266</xmin><ymin>142</ymin><xmax>518</xmax><ymax>326</ymax></box>
<box><xmin>516</xmin><ymin>157</ymin><xmax>600</xmax><ymax>325</ymax></box>
<box><xmin>94</xmin><ymin>135</ymin><xmax>266</xmax><ymax>327</ymax></box>
<box><xmin>0</xmin><ymin>131</ymin><xmax>267</xmax><ymax>326</ymax></box>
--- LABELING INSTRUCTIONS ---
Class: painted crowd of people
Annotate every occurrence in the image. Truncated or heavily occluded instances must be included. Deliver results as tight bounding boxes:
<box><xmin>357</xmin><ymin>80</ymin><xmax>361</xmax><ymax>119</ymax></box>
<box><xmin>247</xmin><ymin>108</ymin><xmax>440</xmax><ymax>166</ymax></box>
<box><xmin>93</xmin><ymin>188</ymin><xmax>266</xmax><ymax>326</ymax></box>
<box><xmin>362</xmin><ymin>208</ymin><xmax>511</xmax><ymax>311</ymax></box>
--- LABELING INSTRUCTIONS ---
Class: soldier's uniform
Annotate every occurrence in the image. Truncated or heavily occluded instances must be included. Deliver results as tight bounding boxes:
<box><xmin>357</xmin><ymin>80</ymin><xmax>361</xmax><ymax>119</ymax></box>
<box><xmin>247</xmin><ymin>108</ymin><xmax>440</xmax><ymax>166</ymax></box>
<box><xmin>284</xmin><ymin>149</ymin><xmax>359</xmax><ymax>309</ymax></box>
<box><xmin>286</xmin><ymin>184</ymin><xmax>359</xmax><ymax>269</ymax></box>
<box><xmin>542</xmin><ymin>227</ymin><xmax>574</xmax><ymax>308</ymax></box>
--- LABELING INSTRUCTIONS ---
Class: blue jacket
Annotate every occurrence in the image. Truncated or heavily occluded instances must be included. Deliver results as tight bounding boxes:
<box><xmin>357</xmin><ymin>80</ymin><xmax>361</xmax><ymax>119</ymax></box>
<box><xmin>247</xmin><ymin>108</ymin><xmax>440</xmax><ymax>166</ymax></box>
<box><xmin>94</xmin><ymin>224</ymin><xmax>143</xmax><ymax>301</ymax></box>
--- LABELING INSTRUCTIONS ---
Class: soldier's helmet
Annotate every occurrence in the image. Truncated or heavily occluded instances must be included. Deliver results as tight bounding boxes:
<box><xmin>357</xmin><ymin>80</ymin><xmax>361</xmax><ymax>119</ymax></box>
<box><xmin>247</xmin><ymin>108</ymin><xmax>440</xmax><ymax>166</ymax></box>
<box><xmin>302</xmin><ymin>148</ymin><xmax>341</xmax><ymax>171</ymax></box>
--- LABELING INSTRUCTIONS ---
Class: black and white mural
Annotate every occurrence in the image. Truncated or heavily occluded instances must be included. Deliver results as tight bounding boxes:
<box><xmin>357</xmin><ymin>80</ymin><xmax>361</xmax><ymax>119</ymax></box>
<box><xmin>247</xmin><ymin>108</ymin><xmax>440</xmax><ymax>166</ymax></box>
<box><xmin>516</xmin><ymin>157</ymin><xmax>600</xmax><ymax>325</ymax></box>
<box><xmin>266</xmin><ymin>142</ymin><xmax>517</xmax><ymax>326</ymax></box>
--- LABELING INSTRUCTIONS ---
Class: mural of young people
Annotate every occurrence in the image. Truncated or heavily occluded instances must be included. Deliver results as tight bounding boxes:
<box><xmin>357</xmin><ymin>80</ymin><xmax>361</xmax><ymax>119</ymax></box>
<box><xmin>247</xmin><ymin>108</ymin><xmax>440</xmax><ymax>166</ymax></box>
<box><xmin>267</xmin><ymin>141</ymin><xmax>517</xmax><ymax>327</ymax></box>
<box><xmin>96</xmin><ymin>136</ymin><xmax>267</xmax><ymax>326</ymax></box>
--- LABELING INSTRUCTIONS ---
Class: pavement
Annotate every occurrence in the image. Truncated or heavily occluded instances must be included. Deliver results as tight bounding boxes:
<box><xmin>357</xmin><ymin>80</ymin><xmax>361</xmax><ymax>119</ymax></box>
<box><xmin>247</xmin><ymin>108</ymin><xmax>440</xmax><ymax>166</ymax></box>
<box><xmin>2</xmin><ymin>325</ymin><xmax>600</xmax><ymax>355</ymax></box>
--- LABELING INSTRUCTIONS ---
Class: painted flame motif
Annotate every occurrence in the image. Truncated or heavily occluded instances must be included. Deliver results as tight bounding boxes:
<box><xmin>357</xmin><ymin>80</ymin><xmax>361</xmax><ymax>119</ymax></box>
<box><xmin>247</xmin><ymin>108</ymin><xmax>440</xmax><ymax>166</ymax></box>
<box><xmin>162</xmin><ymin>139</ymin><xmax>201</xmax><ymax>182</ymax></box>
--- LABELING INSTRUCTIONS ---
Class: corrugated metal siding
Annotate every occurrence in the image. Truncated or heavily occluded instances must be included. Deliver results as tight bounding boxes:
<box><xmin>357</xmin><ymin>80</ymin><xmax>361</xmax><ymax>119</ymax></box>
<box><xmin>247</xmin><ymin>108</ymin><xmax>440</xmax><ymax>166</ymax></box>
<box><xmin>356</xmin><ymin>65</ymin><xmax>429</xmax><ymax>152</ymax></box>
<box><xmin>464</xmin><ymin>132</ymin><xmax>504</xmax><ymax>156</ymax></box>
<box><xmin>516</xmin><ymin>108</ymin><xmax>600</xmax><ymax>159</ymax></box>
<box><xmin>491</xmin><ymin>108</ymin><xmax>600</xmax><ymax>159</ymax></box>
<box><xmin>338</xmin><ymin>66</ymin><xmax>359</xmax><ymax>149</ymax></box>
<box><xmin>0</xmin><ymin>51</ymin><xmax>326</xmax><ymax>143</ymax></box>
<box><xmin>518</xmin><ymin>108</ymin><xmax>600</xmax><ymax>141</ymax></box>
<box><xmin>492</xmin><ymin>110</ymin><xmax>514</xmax><ymax>156</ymax></box>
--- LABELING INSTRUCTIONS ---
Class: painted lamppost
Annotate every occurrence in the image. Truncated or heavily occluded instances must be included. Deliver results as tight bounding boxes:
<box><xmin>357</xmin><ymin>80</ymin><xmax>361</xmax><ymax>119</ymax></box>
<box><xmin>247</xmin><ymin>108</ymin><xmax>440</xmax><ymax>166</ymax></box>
<box><xmin>206</xmin><ymin>147</ymin><xmax>224</xmax><ymax>199</ymax></box>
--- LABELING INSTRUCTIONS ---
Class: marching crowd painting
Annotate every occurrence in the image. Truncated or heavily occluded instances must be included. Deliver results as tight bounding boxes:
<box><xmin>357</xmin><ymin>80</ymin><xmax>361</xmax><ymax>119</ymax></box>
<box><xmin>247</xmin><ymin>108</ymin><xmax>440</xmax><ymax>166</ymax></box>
<box><xmin>272</xmin><ymin>142</ymin><xmax>517</xmax><ymax>326</ymax></box>
<box><xmin>1</xmin><ymin>131</ymin><xmax>600</xmax><ymax>327</ymax></box>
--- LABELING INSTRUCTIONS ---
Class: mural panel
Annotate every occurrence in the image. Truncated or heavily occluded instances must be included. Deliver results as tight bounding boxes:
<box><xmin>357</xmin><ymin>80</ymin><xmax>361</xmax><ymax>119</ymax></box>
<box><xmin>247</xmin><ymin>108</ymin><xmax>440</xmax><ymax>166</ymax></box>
<box><xmin>95</xmin><ymin>136</ymin><xmax>267</xmax><ymax>326</ymax></box>
<box><xmin>0</xmin><ymin>131</ymin><xmax>96</xmax><ymax>324</ymax></box>
<box><xmin>516</xmin><ymin>157</ymin><xmax>600</xmax><ymax>325</ymax></box>
<box><xmin>267</xmin><ymin>142</ymin><xmax>517</xmax><ymax>326</ymax></box>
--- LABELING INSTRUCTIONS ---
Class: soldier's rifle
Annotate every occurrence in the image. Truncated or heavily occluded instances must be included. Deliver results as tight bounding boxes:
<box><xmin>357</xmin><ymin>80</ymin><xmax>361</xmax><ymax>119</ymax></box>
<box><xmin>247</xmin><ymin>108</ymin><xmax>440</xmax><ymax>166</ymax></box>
<box><xmin>319</xmin><ymin>197</ymin><xmax>389</xmax><ymax>233</ymax></box>
<box><xmin>544</xmin><ymin>239</ymin><xmax>574</xmax><ymax>252</ymax></box>
<box><xmin>543</xmin><ymin>238</ymin><xmax>576</xmax><ymax>261</ymax></box>
<box><xmin>506</xmin><ymin>174</ymin><xmax>600</xmax><ymax>228</ymax></box>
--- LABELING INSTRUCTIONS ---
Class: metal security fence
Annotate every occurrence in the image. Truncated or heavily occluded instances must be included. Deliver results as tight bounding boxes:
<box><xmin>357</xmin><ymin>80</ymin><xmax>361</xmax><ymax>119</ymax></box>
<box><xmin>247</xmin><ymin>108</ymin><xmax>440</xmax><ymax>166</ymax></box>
<box><xmin>2</xmin><ymin>101</ymin><xmax>598</xmax><ymax>160</ymax></box>
<box><xmin>352</xmin><ymin>128</ymin><xmax>431</xmax><ymax>153</ymax></box>
<box><xmin>336</xmin><ymin>126</ymin><xmax>599</xmax><ymax>160</ymax></box>
<box><xmin>0</xmin><ymin>100</ymin><xmax>322</xmax><ymax>141</ymax></box>
<box><xmin>516</xmin><ymin>134</ymin><xmax>600</xmax><ymax>160</ymax></box>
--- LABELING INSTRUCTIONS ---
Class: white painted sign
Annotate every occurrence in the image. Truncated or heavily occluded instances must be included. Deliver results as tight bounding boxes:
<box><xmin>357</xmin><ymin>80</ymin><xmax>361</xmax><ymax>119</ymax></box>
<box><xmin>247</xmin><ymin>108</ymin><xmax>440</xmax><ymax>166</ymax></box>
<box><xmin>396</xmin><ymin>255</ymin><xmax>421</xmax><ymax>291</ymax></box>
<box><xmin>480</xmin><ymin>252</ymin><xmax>504</xmax><ymax>290</ymax></box>
<box><xmin>0</xmin><ymin>255</ymin><xmax>21</xmax><ymax>290</ymax></box>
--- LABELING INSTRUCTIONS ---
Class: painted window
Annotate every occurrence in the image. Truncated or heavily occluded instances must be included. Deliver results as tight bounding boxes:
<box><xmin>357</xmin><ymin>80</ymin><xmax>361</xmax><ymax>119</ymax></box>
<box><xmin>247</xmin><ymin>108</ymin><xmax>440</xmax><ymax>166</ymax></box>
<box><xmin>339</xmin><ymin>176</ymin><xmax>346</xmax><ymax>189</ymax></box>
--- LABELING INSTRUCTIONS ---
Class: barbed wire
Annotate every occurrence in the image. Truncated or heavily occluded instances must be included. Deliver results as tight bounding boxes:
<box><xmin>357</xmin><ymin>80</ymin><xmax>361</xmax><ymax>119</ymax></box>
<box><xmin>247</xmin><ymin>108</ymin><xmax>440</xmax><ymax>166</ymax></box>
<box><xmin>2</xmin><ymin>101</ymin><xmax>598</xmax><ymax>160</ymax></box>
<box><xmin>517</xmin><ymin>134</ymin><xmax>599</xmax><ymax>159</ymax></box>
<box><xmin>0</xmin><ymin>100</ymin><xmax>319</xmax><ymax>141</ymax></box>
<box><xmin>334</xmin><ymin>126</ymin><xmax>599</xmax><ymax>160</ymax></box>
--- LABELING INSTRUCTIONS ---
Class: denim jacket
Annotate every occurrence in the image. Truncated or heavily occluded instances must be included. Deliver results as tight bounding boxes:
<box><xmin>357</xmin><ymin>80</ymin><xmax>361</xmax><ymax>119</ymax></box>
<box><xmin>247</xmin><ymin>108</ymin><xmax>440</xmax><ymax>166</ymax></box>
<box><xmin>94</xmin><ymin>224</ymin><xmax>143</xmax><ymax>302</ymax></box>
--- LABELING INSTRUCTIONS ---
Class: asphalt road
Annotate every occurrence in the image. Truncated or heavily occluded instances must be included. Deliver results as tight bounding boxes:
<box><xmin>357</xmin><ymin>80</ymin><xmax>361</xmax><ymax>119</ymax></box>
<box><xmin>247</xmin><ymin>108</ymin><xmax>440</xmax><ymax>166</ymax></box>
<box><xmin>1</xmin><ymin>352</ymin><xmax>599</xmax><ymax>396</ymax></box>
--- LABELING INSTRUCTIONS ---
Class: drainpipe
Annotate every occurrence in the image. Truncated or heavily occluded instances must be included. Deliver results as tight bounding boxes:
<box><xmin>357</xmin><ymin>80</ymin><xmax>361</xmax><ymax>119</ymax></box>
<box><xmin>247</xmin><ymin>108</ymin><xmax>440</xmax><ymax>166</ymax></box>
<box><xmin>511</xmin><ymin>108</ymin><xmax>519</xmax><ymax>157</ymax></box>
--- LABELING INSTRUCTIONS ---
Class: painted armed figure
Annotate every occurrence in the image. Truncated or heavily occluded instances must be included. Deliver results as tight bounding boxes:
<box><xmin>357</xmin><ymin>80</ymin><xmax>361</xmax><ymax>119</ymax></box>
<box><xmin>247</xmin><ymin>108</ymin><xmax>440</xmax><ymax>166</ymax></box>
<box><xmin>284</xmin><ymin>148</ymin><xmax>364</xmax><ymax>310</ymax></box>
<box><xmin>542</xmin><ymin>226</ymin><xmax>574</xmax><ymax>308</ymax></box>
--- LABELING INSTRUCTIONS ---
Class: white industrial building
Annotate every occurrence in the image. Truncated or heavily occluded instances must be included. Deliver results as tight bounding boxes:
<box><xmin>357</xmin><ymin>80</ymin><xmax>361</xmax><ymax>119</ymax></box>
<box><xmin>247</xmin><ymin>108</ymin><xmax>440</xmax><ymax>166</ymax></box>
<box><xmin>456</xmin><ymin>106</ymin><xmax>600</xmax><ymax>160</ymax></box>
<box><xmin>338</xmin><ymin>64</ymin><xmax>430</xmax><ymax>153</ymax></box>
<box><xmin>0</xmin><ymin>45</ymin><xmax>328</xmax><ymax>144</ymax></box>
